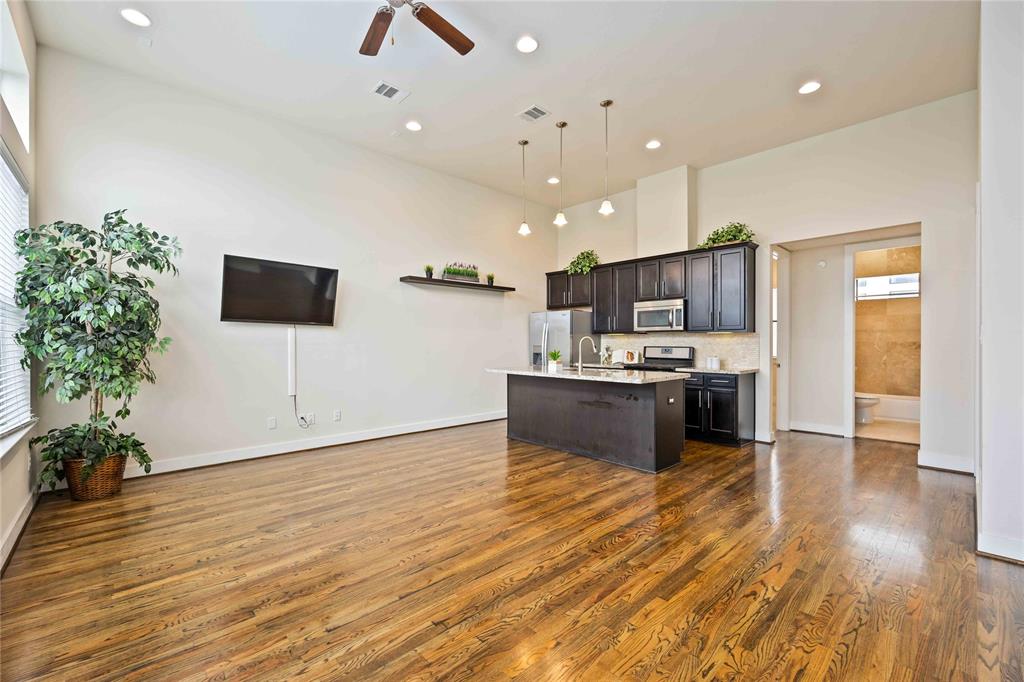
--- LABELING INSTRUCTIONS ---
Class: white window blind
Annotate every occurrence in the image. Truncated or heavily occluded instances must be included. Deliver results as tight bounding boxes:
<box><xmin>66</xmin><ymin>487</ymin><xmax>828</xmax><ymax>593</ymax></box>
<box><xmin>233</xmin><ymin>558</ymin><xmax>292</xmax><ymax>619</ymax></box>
<box><xmin>0</xmin><ymin>144</ymin><xmax>31</xmax><ymax>437</ymax></box>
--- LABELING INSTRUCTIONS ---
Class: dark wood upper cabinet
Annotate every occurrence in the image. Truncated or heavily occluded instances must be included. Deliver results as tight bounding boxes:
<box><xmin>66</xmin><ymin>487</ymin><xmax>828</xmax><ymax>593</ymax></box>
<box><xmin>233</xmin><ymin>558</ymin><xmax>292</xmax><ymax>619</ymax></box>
<box><xmin>660</xmin><ymin>256</ymin><xmax>685</xmax><ymax>299</ymax></box>
<box><xmin>685</xmin><ymin>252</ymin><xmax>714</xmax><ymax>331</ymax></box>
<box><xmin>546</xmin><ymin>272</ymin><xmax>569</xmax><ymax>309</ymax></box>
<box><xmin>713</xmin><ymin>246</ymin><xmax>755</xmax><ymax>332</ymax></box>
<box><xmin>568</xmin><ymin>272</ymin><xmax>591</xmax><ymax>307</ymax></box>
<box><xmin>636</xmin><ymin>260</ymin><xmax>661</xmax><ymax>301</ymax></box>
<box><xmin>591</xmin><ymin>267</ymin><xmax>614</xmax><ymax>333</ymax></box>
<box><xmin>612</xmin><ymin>264</ymin><xmax>636</xmax><ymax>333</ymax></box>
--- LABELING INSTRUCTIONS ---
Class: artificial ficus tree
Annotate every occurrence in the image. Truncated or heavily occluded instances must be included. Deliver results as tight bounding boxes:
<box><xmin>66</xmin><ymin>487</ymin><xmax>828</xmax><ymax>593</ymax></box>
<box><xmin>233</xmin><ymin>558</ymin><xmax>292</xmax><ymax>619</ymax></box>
<box><xmin>14</xmin><ymin>210</ymin><xmax>180</xmax><ymax>488</ymax></box>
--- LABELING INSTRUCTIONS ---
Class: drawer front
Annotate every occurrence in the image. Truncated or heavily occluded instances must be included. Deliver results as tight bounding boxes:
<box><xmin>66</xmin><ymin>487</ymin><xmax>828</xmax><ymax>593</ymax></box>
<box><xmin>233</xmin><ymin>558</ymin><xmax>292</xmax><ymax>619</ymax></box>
<box><xmin>683</xmin><ymin>374</ymin><xmax>704</xmax><ymax>386</ymax></box>
<box><xmin>705</xmin><ymin>374</ymin><xmax>738</xmax><ymax>388</ymax></box>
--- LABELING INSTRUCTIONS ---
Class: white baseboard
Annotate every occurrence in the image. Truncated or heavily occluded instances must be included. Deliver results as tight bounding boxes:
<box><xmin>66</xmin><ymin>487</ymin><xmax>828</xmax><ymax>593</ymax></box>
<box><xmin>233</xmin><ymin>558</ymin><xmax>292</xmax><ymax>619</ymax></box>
<box><xmin>1</xmin><ymin>488</ymin><xmax>37</xmax><ymax>568</ymax></box>
<box><xmin>978</xmin><ymin>532</ymin><xmax>1024</xmax><ymax>563</ymax></box>
<box><xmin>917</xmin><ymin>449</ymin><xmax>974</xmax><ymax>474</ymax></box>
<box><xmin>788</xmin><ymin>421</ymin><xmax>846</xmax><ymax>437</ymax></box>
<box><xmin>42</xmin><ymin>410</ymin><xmax>507</xmax><ymax>487</ymax></box>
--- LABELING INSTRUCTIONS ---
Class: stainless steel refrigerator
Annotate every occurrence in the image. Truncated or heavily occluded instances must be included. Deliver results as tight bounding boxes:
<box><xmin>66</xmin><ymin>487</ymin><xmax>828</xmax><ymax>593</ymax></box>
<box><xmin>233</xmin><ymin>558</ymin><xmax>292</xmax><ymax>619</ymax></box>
<box><xmin>529</xmin><ymin>310</ymin><xmax>597</xmax><ymax>367</ymax></box>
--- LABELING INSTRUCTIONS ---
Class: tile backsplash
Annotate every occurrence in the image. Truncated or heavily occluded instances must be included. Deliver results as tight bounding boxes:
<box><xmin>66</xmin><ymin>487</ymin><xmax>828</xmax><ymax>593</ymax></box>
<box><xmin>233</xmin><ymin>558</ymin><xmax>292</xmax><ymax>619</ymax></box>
<box><xmin>600</xmin><ymin>333</ymin><xmax>760</xmax><ymax>370</ymax></box>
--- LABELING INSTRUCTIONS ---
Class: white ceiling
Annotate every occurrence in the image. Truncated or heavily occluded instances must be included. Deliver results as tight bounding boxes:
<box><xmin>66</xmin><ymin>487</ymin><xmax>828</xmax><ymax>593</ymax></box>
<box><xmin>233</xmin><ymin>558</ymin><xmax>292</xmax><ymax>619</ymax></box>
<box><xmin>28</xmin><ymin>1</ymin><xmax>979</xmax><ymax>208</ymax></box>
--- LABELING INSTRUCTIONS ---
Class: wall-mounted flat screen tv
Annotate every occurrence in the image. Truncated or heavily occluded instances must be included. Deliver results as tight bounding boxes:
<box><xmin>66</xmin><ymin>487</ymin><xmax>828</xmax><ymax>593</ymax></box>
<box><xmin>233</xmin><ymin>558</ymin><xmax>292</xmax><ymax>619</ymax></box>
<box><xmin>220</xmin><ymin>255</ymin><xmax>339</xmax><ymax>325</ymax></box>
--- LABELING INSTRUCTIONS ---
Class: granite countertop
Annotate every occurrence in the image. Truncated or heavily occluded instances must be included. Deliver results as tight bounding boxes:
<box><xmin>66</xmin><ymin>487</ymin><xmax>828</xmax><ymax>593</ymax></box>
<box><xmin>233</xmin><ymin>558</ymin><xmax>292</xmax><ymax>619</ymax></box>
<box><xmin>581</xmin><ymin>363</ymin><xmax>758</xmax><ymax>375</ymax></box>
<box><xmin>486</xmin><ymin>367</ymin><xmax>689</xmax><ymax>385</ymax></box>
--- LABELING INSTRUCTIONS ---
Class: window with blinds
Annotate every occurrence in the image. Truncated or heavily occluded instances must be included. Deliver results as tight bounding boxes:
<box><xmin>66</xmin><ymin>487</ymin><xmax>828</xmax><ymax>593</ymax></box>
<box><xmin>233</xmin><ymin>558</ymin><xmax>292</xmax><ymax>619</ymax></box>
<box><xmin>0</xmin><ymin>144</ymin><xmax>31</xmax><ymax>437</ymax></box>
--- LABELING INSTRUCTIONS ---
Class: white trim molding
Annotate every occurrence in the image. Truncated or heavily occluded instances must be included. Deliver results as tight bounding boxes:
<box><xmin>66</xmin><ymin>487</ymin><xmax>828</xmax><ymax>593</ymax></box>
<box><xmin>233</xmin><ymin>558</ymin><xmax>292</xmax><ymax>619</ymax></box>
<box><xmin>978</xmin><ymin>533</ymin><xmax>1024</xmax><ymax>563</ymax></box>
<box><xmin>1</xmin><ymin>488</ymin><xmax>36</xmax><ymax>567</ymax></box>
<box><xmin>788</xmin><ymin>421</ymin><xmax>846</xmax><ymax>437</ymax></box>
<box><xmin>917</xmin><ymin>448</ymin><xmax>974</xmax><ymax>474</ymax></box>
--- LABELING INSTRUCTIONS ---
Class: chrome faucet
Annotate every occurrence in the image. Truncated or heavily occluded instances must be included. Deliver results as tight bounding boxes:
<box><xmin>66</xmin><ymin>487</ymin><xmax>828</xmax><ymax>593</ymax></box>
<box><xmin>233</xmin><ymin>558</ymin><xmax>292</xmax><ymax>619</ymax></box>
<box><xmin>578</xmin><ymin>336</ymin><xmax>598</xmax><ymax>372</ymax></box>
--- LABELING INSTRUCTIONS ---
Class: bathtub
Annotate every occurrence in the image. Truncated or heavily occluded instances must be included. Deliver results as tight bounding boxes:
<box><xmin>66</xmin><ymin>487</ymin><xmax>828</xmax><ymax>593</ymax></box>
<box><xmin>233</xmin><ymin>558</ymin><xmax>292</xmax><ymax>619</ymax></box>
<box><xmin>855</xmin><ymin>392</ymin><xmax>920</xmax><ymax>421</ymax></box>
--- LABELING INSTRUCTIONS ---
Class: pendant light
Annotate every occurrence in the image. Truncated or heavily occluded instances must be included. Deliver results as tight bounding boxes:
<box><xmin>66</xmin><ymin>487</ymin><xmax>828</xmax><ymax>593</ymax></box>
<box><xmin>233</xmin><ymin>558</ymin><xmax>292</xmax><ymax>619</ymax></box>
<box><xmin>517</xmin><ymin>140</ymin><xmax>531</xmax><ymax>236</ymax></box>
<box><xmin>597</xmin><ymin>99</ymin><xmax>615</xmax><ymax>216</ymax></box>
<box><xmin>553</xmin><ymin>121</ymin><xmax>568</xmax><ymax>227</ymax></box>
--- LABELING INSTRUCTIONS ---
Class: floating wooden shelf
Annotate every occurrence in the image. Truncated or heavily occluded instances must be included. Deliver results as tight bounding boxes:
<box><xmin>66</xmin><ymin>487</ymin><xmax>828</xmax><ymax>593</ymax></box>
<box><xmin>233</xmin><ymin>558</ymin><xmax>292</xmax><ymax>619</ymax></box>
<box><xmin>400</xmin><ymin>275</ymin><xmax>515</xmax><ymax>293</ymax></box>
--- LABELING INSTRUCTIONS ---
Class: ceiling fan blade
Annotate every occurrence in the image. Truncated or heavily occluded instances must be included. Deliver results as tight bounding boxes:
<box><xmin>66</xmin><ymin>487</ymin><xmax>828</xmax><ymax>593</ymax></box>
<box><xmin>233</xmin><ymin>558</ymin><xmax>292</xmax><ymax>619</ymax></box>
<box><xmin>411</xmin><ymin>3</ymin><xmax>474</xmax><ymax>55</ymax></box>
<box><xmin>359</xmin><ymin>6</ymin><xmax>394</xmax><ymax>56</ymax></box>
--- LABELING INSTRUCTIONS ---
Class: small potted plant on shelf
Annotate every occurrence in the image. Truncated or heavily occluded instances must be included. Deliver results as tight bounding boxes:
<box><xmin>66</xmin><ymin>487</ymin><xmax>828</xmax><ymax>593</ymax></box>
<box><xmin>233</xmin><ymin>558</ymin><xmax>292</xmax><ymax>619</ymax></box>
<box><xmin>547</xmin><ymin>349</ymin><xmax>562</xmax><ymax>373</ymax></box>
<box><xmin>442</xmin><ymin>262</ymin><xmax>479</xmax><ymax>283</ymax></box>
<box><xmin>15</xmin><ymin>210</ymin><xmax>180</xmax><ymax>500</ymax></box>
<box><xmin>487</xmin><ymin>273</ymin><xmax>495</xmax><ymax>286</ymax></box>
<box><xmin>424</xmin><ymin>264</ymin><xmax>434</xmax><ymax>279</ymax></box>
<box><xmin>697</xmin><ymin>222</ymin><xmax>755</xmax><ymax>249</ymax></box>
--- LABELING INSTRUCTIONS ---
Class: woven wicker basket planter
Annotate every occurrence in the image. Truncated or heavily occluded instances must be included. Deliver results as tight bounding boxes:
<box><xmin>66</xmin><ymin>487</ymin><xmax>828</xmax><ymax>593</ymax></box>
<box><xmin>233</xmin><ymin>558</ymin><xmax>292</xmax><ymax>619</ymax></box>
<box><xmin>63</xmin><ymin>455</ymin><xmax>127</xmax><ymax>501</ymax></box>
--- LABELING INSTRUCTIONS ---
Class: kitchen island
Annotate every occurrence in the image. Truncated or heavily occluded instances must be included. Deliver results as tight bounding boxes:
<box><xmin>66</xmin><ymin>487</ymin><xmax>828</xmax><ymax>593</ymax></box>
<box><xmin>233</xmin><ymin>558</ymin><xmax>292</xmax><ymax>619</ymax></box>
<box><xmin>486</xmin><ymin>367</ymin><xmax>688</xmax><ymax>472</ymax></box>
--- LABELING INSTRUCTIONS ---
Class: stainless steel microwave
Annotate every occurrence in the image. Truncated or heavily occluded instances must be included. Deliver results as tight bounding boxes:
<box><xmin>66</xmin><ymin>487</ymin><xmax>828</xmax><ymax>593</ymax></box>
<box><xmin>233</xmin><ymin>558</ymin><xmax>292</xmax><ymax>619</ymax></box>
<box><xmin>633</xmin><ymin>299</ymin><xmax>685</xmax><ymax>332</ymax></box>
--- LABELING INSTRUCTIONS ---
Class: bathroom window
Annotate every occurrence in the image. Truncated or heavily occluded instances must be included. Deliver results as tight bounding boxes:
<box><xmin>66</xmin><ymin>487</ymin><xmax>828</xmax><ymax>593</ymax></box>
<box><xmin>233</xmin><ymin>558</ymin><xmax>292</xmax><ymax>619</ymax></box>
<box><xmin>856</xmin><ymin>273</ymin><xmax>920</xmax><ymax>301</ymax></box>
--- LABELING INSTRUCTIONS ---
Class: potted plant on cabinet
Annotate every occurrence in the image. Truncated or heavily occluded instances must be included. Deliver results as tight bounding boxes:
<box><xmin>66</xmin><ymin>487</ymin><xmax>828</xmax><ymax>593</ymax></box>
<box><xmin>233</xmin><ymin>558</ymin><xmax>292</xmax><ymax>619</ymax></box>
<box><xmin>547</xmin><ymin>349</ymin><xmax>562</xmax><ymax>373</ymax></box>
<box><xmin>15</xmin><ymin>210</ymin><xmax>180</xmax><ymax>500</ymax></box>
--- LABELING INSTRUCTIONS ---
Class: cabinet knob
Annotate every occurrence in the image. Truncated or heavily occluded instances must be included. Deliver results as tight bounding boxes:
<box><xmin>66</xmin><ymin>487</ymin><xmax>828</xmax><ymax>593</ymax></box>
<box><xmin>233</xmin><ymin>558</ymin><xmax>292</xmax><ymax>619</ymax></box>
<box><xmin>668</xmin><ymin>397</ymin><xmax>675</xmax><ymax>404</ymax></box>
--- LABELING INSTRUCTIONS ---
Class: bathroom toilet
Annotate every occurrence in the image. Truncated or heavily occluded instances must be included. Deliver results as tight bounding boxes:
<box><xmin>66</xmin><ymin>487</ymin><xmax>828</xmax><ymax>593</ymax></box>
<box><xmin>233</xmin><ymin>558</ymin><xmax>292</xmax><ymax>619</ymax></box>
<box><xmin>855</xmin><ymin>395</ymin><xmax>880</xmax><ymax>424</ymax></box>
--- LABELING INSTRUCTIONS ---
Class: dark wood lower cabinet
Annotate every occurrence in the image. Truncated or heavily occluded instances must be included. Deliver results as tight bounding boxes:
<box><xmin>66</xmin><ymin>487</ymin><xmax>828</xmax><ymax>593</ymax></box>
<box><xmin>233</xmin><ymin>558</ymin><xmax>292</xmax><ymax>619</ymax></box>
<box><xmin>684</xmin><ymin>373</ymin><xmax>755</xmax><ymax>445</ymax></box>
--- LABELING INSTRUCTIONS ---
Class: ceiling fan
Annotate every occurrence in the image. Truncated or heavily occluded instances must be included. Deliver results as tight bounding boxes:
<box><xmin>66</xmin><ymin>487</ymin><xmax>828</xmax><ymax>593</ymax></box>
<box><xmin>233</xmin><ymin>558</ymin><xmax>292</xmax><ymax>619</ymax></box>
<box><xmin>359</xmin><ymin>0</ymin><xmax>475</xmax><ymax>57</ymax></box>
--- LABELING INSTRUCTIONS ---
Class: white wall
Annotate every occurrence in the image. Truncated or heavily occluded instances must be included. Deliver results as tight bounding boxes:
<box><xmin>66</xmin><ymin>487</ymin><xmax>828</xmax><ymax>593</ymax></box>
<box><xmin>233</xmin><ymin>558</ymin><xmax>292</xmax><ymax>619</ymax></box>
<box><xmin>1</xmin><ymin>0</ymin><xmax>36</xmax><ymax>568</ymax></box>
<box><xmin>636</xmin><ymin>166</ymin><xmax>694</xmax><ymax>257</ymax></box>
<box><xmin>556</xmin><ymin>188</ymin><xmax>636</xmax><ymax>267</ymax></box>
<box><xmin>788</xmin><ymin>245</ymin><xmax>846</xmax><ymax>434</ymax></box>
<box><xmin>34</xmin><ymin>48</ymin><xmax>557</xmax><ymax>479</ymax></box>
<box><xmin>977</xmin><ymin>1</ymin><xmax>1024</xmax><ymax>561</ymax></box>
<box><xmin>698</xmin><ymin>92</ymin><xmax>978</xmax><ymax>470</ymax></box>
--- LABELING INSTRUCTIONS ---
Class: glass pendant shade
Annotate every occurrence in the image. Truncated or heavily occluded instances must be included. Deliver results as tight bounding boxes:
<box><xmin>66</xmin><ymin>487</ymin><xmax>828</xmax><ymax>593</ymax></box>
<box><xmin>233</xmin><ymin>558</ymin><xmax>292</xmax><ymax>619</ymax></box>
<box><xmin>553</xmin><ymin>211</ymin><xmax>568</xmax><ymax>227</ymax></box>
<box><xmin>597</xmin><ymin>100</ymin><xmax>615</xmax><ymax>218</ymax></box>
<box><xmin>598</xmin><ymin>199</ymin><xmax>615</xmax><ymax>216</ymax></box>
<box><xmin>517</xmin><ymin>140</ymin><xmax>530</xmax><ymax>236</ymax></box>
<box><xmin>518</xmin><ymin>222</ymin><xmax>532</xmax><ymax>236</ymax></box>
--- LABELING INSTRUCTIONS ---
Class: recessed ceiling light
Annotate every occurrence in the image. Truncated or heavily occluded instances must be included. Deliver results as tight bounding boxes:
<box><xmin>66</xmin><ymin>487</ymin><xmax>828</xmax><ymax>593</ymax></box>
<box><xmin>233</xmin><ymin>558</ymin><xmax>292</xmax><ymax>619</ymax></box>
<box><xmin>645</xmin><ymin>139</ymin><xmax>662</xmax><ymax>150</ymax></box>
<box><xmin>404</xmin><ymin>120</ymin><xmax>422</xmax><ymax>132</ymax></box>
<box><xmin>547</xmin><ymin>177</ymin><xmax>559</xmax><ymax>185</ymax></box>
<box><xmin>798</xmin><ymin>80</ymin><xmax>821</xmax><ymax>95</ymax></box>
<box><xmin>120</xmin><ymin>8</ymin><xmax>151</xmax><ymax>27</ymax></box>
<box><xmin>516</xmin><ymin>35</ymin><xmax>539</xmax><ymax>54</ymax></box>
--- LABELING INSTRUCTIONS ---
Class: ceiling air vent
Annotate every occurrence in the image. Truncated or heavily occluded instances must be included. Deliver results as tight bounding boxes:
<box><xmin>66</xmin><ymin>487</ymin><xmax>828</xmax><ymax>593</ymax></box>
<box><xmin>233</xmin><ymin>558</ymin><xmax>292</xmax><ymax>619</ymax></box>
<box><xmin>517</xmin><ymin>105</ymin><xmax>550</xmax><ymax>123</ymax></box>
<box><xmin>372</xmin><ymin>80</ymin><xmax>410</xmax><ymax>103</ymax></box>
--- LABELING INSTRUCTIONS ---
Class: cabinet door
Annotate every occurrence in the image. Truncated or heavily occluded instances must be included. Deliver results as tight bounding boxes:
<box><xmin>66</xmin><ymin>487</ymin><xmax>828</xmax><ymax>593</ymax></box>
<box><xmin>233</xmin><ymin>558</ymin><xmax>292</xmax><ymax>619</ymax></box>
<box><xmin>591</xmin><ymin>267</ymin><xmax>614</xmax><ymax>333</ymax></box>
<box><xmin>685</xmin><ymin>253</ymin><xmax>714</xmax><ymax>331</ymax></box>
<box><xmin>612</xmin><ymin>264</ymin><xmax>636</xmax><ymax>332</ymax></box>
<box><xmin>714</xmin><ymin>247</ymin><xmax>750</xmax><ymax>331</ymax></box>
<box><xmin>706</xmin><ymin>388</ymin><xmax>738</xmax><ymax>439</ymax></box>
<box><xmin>547</xmin><ymin>273</ymin><xmax>569</xmax><ymax>309</ymax></box>
<box><xmin>635</xmin><ymin>260</ymin><xmax>661</xmax><ymax>301</ymax></box>
<box><xmin>568</xmin><ymin>272</ymin><xmax>592</xmax><ymax>307</ymax></box>
<box><xmin>660</xmin><ymin>256</ymin><xmax>685</xmax><ymax>299</ymax></box>
<box><xmin>684</xmin><ymin>386</ymin><xmax>705</xmax><ymax>436</ymax></box>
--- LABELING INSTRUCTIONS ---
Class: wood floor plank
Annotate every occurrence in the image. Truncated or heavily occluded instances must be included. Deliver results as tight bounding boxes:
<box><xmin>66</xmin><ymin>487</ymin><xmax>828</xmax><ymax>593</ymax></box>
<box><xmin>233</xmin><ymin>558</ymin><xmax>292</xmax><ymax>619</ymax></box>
<box><xmin>1</xmin><ymin>423</ymin><xmax>1022</xmax><ymax>680</ymax></box>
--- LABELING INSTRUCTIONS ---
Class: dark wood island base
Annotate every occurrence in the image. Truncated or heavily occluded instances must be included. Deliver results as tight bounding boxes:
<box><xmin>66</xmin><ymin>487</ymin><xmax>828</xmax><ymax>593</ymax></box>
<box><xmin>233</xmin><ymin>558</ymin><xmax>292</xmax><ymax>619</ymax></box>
<box><xmin>501</xmin><ymin>371</ymin><xmax>686</xmax><ymax>473</ymax></box>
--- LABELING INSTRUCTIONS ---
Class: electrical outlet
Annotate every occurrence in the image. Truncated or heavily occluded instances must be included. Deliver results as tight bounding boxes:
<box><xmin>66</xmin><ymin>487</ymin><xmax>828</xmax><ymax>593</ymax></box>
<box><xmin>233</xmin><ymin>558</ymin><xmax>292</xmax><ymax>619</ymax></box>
<box><xmin>304</xmin><ymin>412</ymin><xmax>316</xmax><ymax>425</ymax></box>
<box><xmin>333</xmin><ymin>409</ymin><xmax>341</xmax><ymax>422</ymax></box>
<box><xmin>267</xmin><ymin>417</ymin><xmax>277</xmax><ymax>430</ymax></box>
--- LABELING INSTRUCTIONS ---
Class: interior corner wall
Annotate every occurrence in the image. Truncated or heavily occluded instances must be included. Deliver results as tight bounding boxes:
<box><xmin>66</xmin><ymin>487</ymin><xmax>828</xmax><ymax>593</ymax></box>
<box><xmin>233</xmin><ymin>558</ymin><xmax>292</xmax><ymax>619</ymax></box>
<box><xmin>697</xmin><ymin>91</ymin><xmax>978</xmax><ymax>462</ymax></box>
<box><xmin>33</xmin><ymin>47</ymin><xmax>558</xmax><ymax>479</ymax></box>
<box><xmin>556</xmin><ymin>188</ymin><xmax>636</xmax><ymax>266</ymax></box>
<box><xmin>636</xmin><ymin>166</ymin><xmax>692</xmax><ymax>257</ymax></box>
<box><xmin>978</xmin><ymin>0</ymin><xmax>1024</xmax><ymax>562</ymax></box>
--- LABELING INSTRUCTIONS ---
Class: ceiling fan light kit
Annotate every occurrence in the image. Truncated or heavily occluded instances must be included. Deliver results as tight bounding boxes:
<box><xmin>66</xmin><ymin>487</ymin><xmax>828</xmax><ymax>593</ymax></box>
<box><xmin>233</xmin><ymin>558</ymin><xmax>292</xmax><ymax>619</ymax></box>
<box><xmin>360</xmin><ymin>0</ymin><xmax>475</xmax><ymax>56</ymax></box>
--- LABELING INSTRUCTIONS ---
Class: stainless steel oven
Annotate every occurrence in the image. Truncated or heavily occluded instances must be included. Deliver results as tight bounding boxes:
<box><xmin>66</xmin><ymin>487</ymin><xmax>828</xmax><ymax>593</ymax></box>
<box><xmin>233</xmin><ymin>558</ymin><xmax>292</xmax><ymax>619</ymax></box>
<box><xmin>633</xmin><ymin>299</ymin><xmax>685</xmax><ymax>332</ymax></box>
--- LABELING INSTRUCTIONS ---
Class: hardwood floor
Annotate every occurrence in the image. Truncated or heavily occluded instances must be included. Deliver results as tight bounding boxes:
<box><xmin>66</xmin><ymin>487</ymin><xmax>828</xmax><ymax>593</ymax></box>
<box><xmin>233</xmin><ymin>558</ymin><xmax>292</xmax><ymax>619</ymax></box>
<box><xmin>2</xmin><ymin>422</ymin><xmax>1022</xmax><ymax>680</ymax></box>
